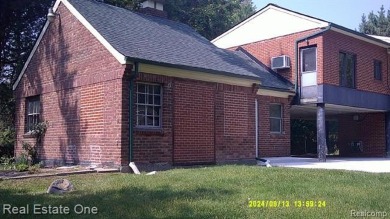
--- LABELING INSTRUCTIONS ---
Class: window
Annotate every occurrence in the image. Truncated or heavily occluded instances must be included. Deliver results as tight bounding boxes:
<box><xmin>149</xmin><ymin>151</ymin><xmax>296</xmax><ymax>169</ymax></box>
<box><xmin>26</xmin><ymin>96</ymin><xmax>40</xmax><ymax>133</ymax></box>
<box><xmin>339</xmin><ymin>52</ymin><xmax>356</xmax><ymax>88</ymax></box>
<box><xmin>374</xmin><ymin>60</ymin><xmax>382</xmax><ymax>80</ymax></box>
<box><xmin>301</xmin><ymin>47</ymin><xmax>317</xmax><ymax>72</ymax></box>
<box><xmin>270</xmin><ymin>104</ymin><xmax>282</xmax><ymax>133</ymax></box>
<box><xmin>136</xmin><ymin>83</ymin><xmax>162</xmax><ymax>128</ymax></box>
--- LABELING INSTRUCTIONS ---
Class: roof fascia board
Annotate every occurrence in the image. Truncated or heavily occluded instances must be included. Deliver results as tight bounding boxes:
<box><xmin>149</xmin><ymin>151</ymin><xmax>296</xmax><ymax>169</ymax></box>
<box><xmin>257</xmin><ymin>88</ymin><xmax>294</xmax><ymax>98</ymax></box>
<box><xmin>211</xmin><ymin>4</ymin><xmax>328</xmax><ymax>43</ymax></box>
<box><xmin>13</xmin><ymin>0</ymin><xmax>126</xmax><ymax>90</ymax></box>
<box><xmin>133</xmin><ymin>62</ymin><xmax>260</xmax><ymax>88</ymax></box>
<box><xmin>125</xmin><ymin>58</ymin><xmax>260</xmax><ymax>81</ymax></box>
<box><xmin>330</xmin><ymin>25</ymin><xmax>390</xmax><ymax>48</ymax></box>
<box><xmin>61</xmin><ymin>0</ymin><xmax>126</xmax><ymax>63</ymax></box>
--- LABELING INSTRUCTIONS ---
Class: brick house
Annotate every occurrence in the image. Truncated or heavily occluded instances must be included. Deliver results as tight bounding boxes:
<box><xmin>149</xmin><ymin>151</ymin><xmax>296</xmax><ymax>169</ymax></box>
<box><xmin>13</xmin><ymin>0</ymin><xmax>295</xmax><ymax>169</ymax></box>
<box><xmin>213</xmin><ymin>4</ymin><xmax>390</xmax><ymax>159</ymax></box>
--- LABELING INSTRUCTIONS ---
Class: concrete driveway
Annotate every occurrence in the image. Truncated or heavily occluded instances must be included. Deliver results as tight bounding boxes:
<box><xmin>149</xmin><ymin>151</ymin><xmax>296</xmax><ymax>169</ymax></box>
<box><xmin>263</xmin><ymin>157</ymin><xmax>390</xmax><ymax>173</ymax></box>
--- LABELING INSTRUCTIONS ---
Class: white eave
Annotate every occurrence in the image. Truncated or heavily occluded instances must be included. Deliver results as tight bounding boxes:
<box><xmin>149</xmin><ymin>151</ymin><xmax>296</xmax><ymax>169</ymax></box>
<box><xmin>211</xmin><ymin>4</ymin><xmax>328</xmax><ymax>49</ymax></box>
<box><xmin>212</xmin><ymin>3</ymin><xmax>390</xmax><ymax>50</ymax></box>
<box><xmin>12</xmin><ymin>0</ymin><xmax>126</xmax><ymax>91</ymax></box>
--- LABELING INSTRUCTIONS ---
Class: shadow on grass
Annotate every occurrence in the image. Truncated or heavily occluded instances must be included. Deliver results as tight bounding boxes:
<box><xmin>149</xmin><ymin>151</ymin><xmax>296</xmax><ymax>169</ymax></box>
<box><xmin>0</xmin><ymin>185</ymin><xmax>236</xmax><ymax>218</ymax></box>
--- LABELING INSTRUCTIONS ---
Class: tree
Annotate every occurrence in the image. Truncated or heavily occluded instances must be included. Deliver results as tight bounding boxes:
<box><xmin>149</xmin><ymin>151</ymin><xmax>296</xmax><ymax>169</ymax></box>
<box><xmin>0</xmin><ymin>0</ymin><xmax>52</xmax><ymax>157</ymax></box>
<box><xmin>359</xmin><ymin>5</ymin><xmax>390</xmax><ymax>36</ymax></box>
<box><xmin>104</xmin><ymin>0</ymin><xmax>256</xmax><ymax>40</ymax></box>
<box><xmin>164</xmin><ymin>0</ymin><xmax>256</xmax><ymax>40</ymax></box>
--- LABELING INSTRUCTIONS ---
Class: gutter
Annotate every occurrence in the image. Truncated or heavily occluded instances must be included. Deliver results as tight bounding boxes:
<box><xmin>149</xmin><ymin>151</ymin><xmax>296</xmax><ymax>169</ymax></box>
<box><xmin>294</xmin><ymin>25</ymin><xmax>331</xmax><ymax>102</ymax></box>
<box><xmin>125</xmin><ymin>57</ymin><xmax>260</xmax><ymax>81</ymax></box>
<box><xmin>255</xmin><ymin>92</ymin><xmax>271</xmax><ymax>167</ymax></box>
<box><xmin>128</xmin><ymin>62</ymin><xmax>140</xmax><ymax>174</ymax></box>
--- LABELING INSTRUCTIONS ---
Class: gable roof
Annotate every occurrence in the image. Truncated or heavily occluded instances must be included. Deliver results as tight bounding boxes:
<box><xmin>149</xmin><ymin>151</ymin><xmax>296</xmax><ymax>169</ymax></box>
<box><xmin>13</xmin><ymin>0</ymin><xmax>294</xmax><ymax>92</ymax></box>
<box><xmin>212</xmin><ymin>3</ymin><xmax>390</xmax><ymax>49</ymax></box>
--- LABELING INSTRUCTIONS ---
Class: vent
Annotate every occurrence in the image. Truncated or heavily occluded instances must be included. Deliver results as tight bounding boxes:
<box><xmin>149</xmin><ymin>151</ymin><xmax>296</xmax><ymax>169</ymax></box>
<box><xmin>351</xmin><ymin>141</ymin><xmax>363</xmax><ymax>152</ymax></box>
<box><xmin>271</xmin><ymin>55</ymin><xmax>290</xmax><ymax>70</ymax></box>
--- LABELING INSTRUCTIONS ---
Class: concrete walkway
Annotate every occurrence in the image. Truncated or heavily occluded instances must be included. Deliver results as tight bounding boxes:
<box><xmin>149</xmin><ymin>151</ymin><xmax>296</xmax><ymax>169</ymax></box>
<box><xmin>264</xmin><ymin>157</ymin><xmax>390</xmax><ymax>173</ymax></box>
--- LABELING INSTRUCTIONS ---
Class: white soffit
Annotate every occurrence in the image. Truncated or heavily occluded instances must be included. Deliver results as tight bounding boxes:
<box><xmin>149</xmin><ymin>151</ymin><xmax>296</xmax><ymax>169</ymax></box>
<box><xmin>212</xmin><ymin>5</ymin><xmax>328</xmax><ymax>49</ymax></box>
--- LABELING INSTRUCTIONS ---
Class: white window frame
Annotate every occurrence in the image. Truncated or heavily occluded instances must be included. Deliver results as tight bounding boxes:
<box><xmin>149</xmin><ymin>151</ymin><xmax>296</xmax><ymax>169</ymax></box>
<box><xmin>26</xmin><ymin>96</ymin><xmax>40</xmax><ymax>133</ymax></box>
<box><xmin>301</xmin><ymin>47</ymin><xmax>317</xmax><ymax>73</ymax></box>
<box><xmin>135</xmin><ymin>82</ymin><xmax>162</xmax><ymax>128</ymax></box>
<box><xmin>269</xmin><ymin>104</ymin><xmax>282</xmax><ymax>133</ymax></box>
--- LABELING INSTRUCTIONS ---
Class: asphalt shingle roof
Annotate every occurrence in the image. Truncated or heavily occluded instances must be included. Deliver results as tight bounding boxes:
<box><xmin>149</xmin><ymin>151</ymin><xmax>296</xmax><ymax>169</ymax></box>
<box><xmin>68</xmin><ymin>0</ymin><xmax>293</xmax><ymax>91</ymax></box>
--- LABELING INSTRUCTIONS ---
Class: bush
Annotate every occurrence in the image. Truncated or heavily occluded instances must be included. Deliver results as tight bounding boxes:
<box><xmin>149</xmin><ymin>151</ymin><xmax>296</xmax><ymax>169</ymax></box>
<box><xmin>14</xmin><ymin>153</ymin><xmax>29</xmax><ymax>172</ymax></box>
<box><xmin>28</xmin><ymin>164</ymin><xmax>41</xmax><ymax>174</ymax></box>
<box><xmin>15</xmin><ymin>163</ymin><xmax>29</xmax><ymax>172</ymax></box>
<box><xmin>0</xmin><ymin>156</ymin><xmax>15</xmax><ymax>170</ymax></box>
<box><xmin>22</xmin><ymin>142</ymin><xmax>38</xmax><ymax>165</ymax></box>
<box><xmin>0</xmin><ymin>127</ymin><xmax>15</xmax><ymax>157</ymax></box>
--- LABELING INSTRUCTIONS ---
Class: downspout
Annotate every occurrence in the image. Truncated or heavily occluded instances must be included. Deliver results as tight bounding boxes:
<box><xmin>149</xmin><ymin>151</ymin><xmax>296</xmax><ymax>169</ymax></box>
<box><xmin>254</xmin><ymin>94</ymin><xmax>271</xmax><ymax>167</ymax></box>
<box><xmin>129</xmin><ymin>62</ymin><xmax>140</xmax><ymax>174</ymax></box>
<box><xmin>255</xmin><ymin>98</ymin><xmax>259</xmax><ymax>158</ymax></box>
<box><xmin>294</xmin><ymin>25</ymin><xmax>332</xmax><ymax>102</ymax></box>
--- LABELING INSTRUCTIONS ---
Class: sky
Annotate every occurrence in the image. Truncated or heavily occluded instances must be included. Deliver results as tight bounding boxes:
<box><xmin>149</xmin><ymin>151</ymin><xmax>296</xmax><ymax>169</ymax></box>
<box><xmin>253</xmin><ymin>0</ymin><xmax>390</xmax><ymax>31</ymax></box>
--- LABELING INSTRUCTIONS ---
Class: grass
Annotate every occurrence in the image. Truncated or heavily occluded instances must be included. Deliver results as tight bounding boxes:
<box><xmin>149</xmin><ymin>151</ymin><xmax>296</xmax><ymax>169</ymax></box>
<box><xmin>1</xmin><ymin>165</ymin><xmax>390</xmax><ymax>218</ymax></box>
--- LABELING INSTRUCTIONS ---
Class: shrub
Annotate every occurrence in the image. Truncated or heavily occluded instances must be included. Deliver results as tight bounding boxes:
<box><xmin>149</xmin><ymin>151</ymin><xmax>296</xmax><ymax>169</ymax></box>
<box><xmin>15</xmin><ymin>163</ymin><xmax>29</xmax><ymax>172</ymax></box>
<box><xmin>28</xmin><ymin>164</ymin><xmax>41</xmax><ymax>174</ymax></box>
<box><xmin>0</xmin><ymin>156</ymin><xmax>15</xmax><ymax>170</ymax></box>
<box><xmin>14</xmin><ymin>153</ymin><xmax>29</xmax><ymax>172</ymax></box>
<box><xmin>22</xmin><ymin>142</ymin><xmax>38</xmax><ymax>165</ymax></box>
<box><xmin>0</xmin><ymin>127</ymin><xmax>15</xmax><ymax>157</ymax></box>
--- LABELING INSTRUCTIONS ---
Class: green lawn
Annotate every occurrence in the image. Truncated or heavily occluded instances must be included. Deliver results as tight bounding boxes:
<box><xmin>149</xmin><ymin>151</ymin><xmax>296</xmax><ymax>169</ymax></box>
<box><xmin>1</xmin><ymin>165</ymin><xmax>390</xmax><ymax>218</ymax></box>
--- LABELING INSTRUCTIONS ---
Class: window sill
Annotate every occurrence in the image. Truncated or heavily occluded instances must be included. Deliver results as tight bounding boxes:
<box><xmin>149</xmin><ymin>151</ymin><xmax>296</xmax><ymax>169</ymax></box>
<box><xmin>134</xmin><ymin>127</ymin><xmax>164</xmax><ymax>136</ymax></box>
<box><xmin>270</xmin><ymin>132</ymin><xmax>285</xmax><ymax>136</ymax></box>
<box><xmin>23</xmin><ymin>133</ymin><xmax>36</xmax><ymax>138</ymax></box>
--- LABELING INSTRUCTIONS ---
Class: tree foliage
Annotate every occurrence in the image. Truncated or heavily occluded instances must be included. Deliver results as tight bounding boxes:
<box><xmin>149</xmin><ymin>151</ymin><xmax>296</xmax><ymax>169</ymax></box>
<box><xmin>104</xmin><ymin>0</ymin><xmax>256</xmax><ymax>40</ymax></box>
<box><xmin>164</xmin><ymin>0</ymin><xmax>256</xmax><ymax>40</ymax></box>
<box><xmin>359</xmin><ymin>5</ymin><xmax>390</xmax><ymax>36</ymax></box>
<box><xmin>0</xmin><ymin>0</ymin><xmax>52</xmax><ymax>157</ymax></box>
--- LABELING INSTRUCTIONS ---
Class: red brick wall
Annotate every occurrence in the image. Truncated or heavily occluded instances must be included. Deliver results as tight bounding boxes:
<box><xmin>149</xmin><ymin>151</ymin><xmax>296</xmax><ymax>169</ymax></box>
<box><xmin>132</xmin><ymin>74</ymin><xmax>292</xmax><ymax>163</ymax></box>
<box><xmin>338</xmin><ymin>113</ymin><xmax>386</xmax><ymax>157</ymax></box>
<box><xmin>257</xmin><ymin>95</ymin><xmax>291</xmax><ymax>157</ymax></box>
<box><xmin>14</xmin><ymin>3</ymin><xmax>126</xmax><ymax>166</ymax></box>
<box><xmin>323</xmin><ymin>31</ymin><xmax>389</xmax><ymax>94</ymax></box>
<box><xmin>215</xmin><ymin>84</ymin><xmax>257</xmax><ymax>162</ymax></box>
<box><xmin>238</xmin><ymin>29</ymin><xmax>322</xmax><ymax>84</ymax></box>
<box><xmin>173</xmin><ymin>80</ymin><xmax>215</xmax><ymax>164</ymax></box>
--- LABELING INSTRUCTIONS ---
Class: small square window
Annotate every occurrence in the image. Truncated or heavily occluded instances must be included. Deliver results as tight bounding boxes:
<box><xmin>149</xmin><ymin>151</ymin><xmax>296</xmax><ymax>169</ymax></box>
<box><xmin>270</xmin><ymin>104</ymin><xmax>282</xmax><ymax>133</ymax></box>
<box><xmin>136</xmin><ymin>83</ymin><xmax>162</xmax><ymax>128</ymax></box>
<box><xmin>25</xmin><ymin>96</ymin><xmax>40</xmax><ymax>133</ymax></box>
<box><xmin>374</xmin><ymin>60</ymin><xmax>382</xmax><ymax>80</ymax></box>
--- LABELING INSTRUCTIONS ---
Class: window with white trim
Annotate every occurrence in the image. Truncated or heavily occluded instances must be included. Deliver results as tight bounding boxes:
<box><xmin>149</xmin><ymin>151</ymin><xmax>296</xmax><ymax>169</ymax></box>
<box><xmin>26</xmin><ymin>96</ymin><xmax>40</xmax><ymax>133</ymax></box>
<box><xmin>301</xmin><ymin>47</ymin><xmax>317</xmax><ymax>72</ymax></box>
<box><xmin>136</xmin><ymin>83</ymin><xmax>162</xmax><ymax>128</ymax></box>
<box><xmin>270</xmin><ymin>104</ymin><xmax>282</xmax><ymax>133</ymax></box>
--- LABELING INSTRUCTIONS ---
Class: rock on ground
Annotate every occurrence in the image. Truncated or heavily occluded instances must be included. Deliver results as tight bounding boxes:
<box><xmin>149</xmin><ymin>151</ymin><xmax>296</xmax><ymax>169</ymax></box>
<box><xmin>47</xmin><ymin>178</ymin><xmax>74</xmax><ymax>194</ymax></box>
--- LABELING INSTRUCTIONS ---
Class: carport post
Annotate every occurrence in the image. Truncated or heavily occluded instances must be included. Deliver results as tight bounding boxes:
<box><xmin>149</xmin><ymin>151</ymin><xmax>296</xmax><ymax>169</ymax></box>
<box><xmin>386</xmin><ymin>112</ymin><xmax>390</xmax><ymax>157</ymax></box>
<box><xmin>317</xmin><ymin>103</ymin><xmax>327</xmax><ymax>162</ymax></box>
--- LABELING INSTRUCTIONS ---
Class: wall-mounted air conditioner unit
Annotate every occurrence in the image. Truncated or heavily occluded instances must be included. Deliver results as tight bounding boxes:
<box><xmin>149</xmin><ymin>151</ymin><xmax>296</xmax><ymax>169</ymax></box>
<box><xmin>271</xmin><ymin>55</ymin><xmax>290</xmax><ymax>70</ymax></box>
